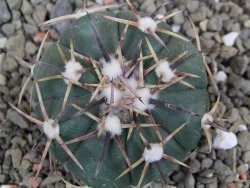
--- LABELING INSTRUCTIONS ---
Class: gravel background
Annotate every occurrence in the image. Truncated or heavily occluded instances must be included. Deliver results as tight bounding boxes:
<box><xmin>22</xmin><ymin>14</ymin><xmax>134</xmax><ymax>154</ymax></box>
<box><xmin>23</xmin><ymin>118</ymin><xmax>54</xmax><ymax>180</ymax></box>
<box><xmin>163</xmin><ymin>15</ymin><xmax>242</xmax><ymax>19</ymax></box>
<box><xmin>0</xmin><ymin>0</ymin><xmax>250</xmax><ymax>187</ymax></box>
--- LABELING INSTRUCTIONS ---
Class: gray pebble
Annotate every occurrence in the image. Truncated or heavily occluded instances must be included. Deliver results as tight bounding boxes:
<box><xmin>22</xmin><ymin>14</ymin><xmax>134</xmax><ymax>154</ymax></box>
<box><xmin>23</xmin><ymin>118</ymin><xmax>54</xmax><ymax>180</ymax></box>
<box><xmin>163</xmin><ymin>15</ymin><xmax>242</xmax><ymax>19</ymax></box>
<box><xmin>199</xmin><ymin>169</ymin><xmax>214</xmax><ymax>178</ymax></box>
<box><xmin>208</xmin><ymin>16</ymin><xmax>222</xmax><ymax>31</ymax></box>
<box><xmin>190</xmin><ymin>11</ymin><xmax>206</xmax><ymax>22</ymax></box>
<box><xmin>197</xmin><ymin>177</ymin><xmax>217</xmax><ymax>184</ymax></box>
<box><xmin>7</xmin><ymin>0</ymin><xmax>23</xmax><ymax>10</ymax></box>
<box><xmin>199</xmin><ymin>19</ymin><xmax>208</xmax><ymax>32</ymax></box>
<box><xmin>6</xmin><ymin>109</ymin><xmax>29</xmax><ymax>129</ymax></box>
<box><xmin>213</xmin><ymin>160</ymin><xmax>234</xmax><ymax>183</ymax></box>
<box><xmin>0</xmin><ymin>1</ymin><xmax>11</xmax><ymax>24</ymax></box>
<box><xmin>237</xmin><ymin>164</ymin><xmax>249</xmax><ymax>175</ymax></box>
<box><xmin>184</xmin><ymin>173</ymin><xmax>195</xmax><ymax>187</ymax></box>
<box><xmin>0</xmin><ymin>37</ymin><xmax>7</xmax><ymax>48</ymax></box>
<box><xmin>1</xmin><ymin>23</ymin><xmax>16</xmax><ymax>36</ymax></box>
<box><xmin>220</xmin><ymin>46</ymin><xmax>238</xmax><ymax>59</ymax></box>
<box><xmin>0</xmin><ymin>174</ymin><xmax>8</xmax><ymax>183</ymax></box>
<box><xmin>201</xmin><ymin>158</ymin><xmax>213</xmax><ymax>170</ymax></box>
<box><xmin>140</xmin><ymin>0</ymin><xmax>156</xmax><ymax>14</ymax></box>
<box><xmin>230</xmin><ymin>56</ymin><xmax>249</xmax><ymax>75</ymax></box>
<box><xmin>21</xmin><ymin>0</ymin><xmax>33</xmax><ymax>15</ymax></box>
<box><xmin>189</xmin><ymin>159</ymin><xmax>201</xmax><ymax>173</ymax></box>
<box><xmin>33</xmin><ymin>4</ymin><xmax>47</xmax><ymax>24</ymax></box>
<box><xmin>10</xmin><ymin>148</ymin><xmax>22</xmax><ymax>168</ymax></box>
<box><xmin>186</xmin><ymin>1</ymin><xmax>199</xmax><ymax>13</ymax></box>
<box><xmin>224</xmin><ymin>108</ymin><xmax>240</xmax><ymax>123</ymax></box>
<box><xmin>23</xmin><ymin>23</ymin><xmax>38</xmax><ymax>35</ymax></box>
<box><xmin>0</xmin><ymin>73</ymin><xmax>7</xmax><ymax>86</ymax></box>
<box><xmin>238</xmin><ymin>131</ymin><xmax>250</xmax><ymax>151</ymax></box>
<box><xmin>25</xmin><ymin>41</ymin><xmax>37</xmax><ymax>55</ymax></box>
<box><xmin>41</xmin><ymin>171</ymin><xmax>62</xmax><ymax>186</ymax></box>
<box><xmin>242</xmin><ymin>151</ymin><xmax>250</xmax><ymax>163</ymax></box>
<box><xmin>173</xmin><ymin>10</ymin><xmax>185</xmax><ymax>24</ymax></box>
<box><xmin>50</xmin><ymin>0</ymin><xmax>73</xmax><ymax>32</ymax></box>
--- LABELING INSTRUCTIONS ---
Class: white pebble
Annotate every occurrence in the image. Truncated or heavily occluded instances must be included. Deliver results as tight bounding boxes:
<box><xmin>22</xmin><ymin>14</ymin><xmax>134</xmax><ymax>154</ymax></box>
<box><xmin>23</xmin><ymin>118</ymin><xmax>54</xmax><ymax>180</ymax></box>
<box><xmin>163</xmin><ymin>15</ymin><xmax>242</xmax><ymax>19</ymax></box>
<box><xmin>222</xmin><ymin>32</ymin><xmax>239</xmax><ymax>47</ymax></box>
<box><xmin>172</xmin><ymin>24</ymin><xmax>181</xmax><ymax>33</ymax></box>
<box><xmin>238</xmin><ymin>124</ymin><xmax>248</xmax><ymax>132</ymax></box>
<box><xmin>215</xmin><ymin>71</ymin><xmax>227</xmax><ymax>82</ymax></box>
<box><xmin>213</xmin><ymin>129</ymin><xmax>238</xmax><ymax>150</ymax></box>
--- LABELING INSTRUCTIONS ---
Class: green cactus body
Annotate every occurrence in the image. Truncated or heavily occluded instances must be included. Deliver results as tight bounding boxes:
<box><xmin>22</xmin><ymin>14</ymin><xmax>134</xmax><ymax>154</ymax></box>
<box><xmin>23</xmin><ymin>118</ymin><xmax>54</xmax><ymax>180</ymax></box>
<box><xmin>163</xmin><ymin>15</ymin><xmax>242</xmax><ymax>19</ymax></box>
<box><xmin>32</xmin><ymin>11</ymin><xmax>209</xmax><ymax>188</ymax></box>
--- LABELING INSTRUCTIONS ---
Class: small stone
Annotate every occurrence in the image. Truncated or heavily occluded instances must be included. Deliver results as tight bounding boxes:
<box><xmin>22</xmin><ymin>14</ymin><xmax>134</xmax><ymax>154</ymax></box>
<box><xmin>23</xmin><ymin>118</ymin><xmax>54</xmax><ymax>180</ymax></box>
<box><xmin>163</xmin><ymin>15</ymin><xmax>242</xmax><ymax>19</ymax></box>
<box><xmin>10</xmin><ymin>148</ymin><xmax>22</xmax><ymax>168</ymax></box>
<box><xmin>50</xmin><ymin>0</ymin><xmax>73</xmax><ymax>32</ymax></box>
<box><xmin>190</xmin><ymin>11</ymin><xmax>206</xmax><ymax>22</ymax></box>
<box><xmin>213</xmin><ymin>160</ymin><xmax>234</xmax><ymax>183</ymax></box>
<box><xmin>0</xmin><ymin>174</ymin><xmax>8</xmax><ymax>183</ymax></box>
<box><xmin>7</xmin><ymin>0</ymin><xmax>22</xmax><ymax>9</ymax></box>
<box><xmin>220</xmin><ymin>46</ymin><xmax>238</xmax><ymax>59</ymax></box>
<box><xmin>0</xmin><ymin>37</ymin><xmax>7</xmax><ymax>48</ymax></box>
<box><xmin>21</xmin><ymin>0</ymin><xmax>33</xmax><ymax>15</ymax></box>
<box><xmin>25</xmin><ymin>41</ymin><xmax>37</xmax><ymax>55</ymax></box>
<box><xmin>141</xmin><ymin>0</ymin><xmax>156</xmax><ymax>14</ymax></box>
<box><xmin>0</xmin><ymin>73</ymin><xmax>6</xmax><ymax>86</ymax></box>
<box><xmin>197</xmin><ymin>177</ymin><xmax>217</xmax><ymax>184</ymax></box>
<box><xmin>225</xmin><ymin>108</ymin><xmax>240</xmax><ymax>123</ymax></box>
<box><xmin>186</xmin><ymin>1</ymin><xmax>199</xmax><ymax>13</ymax></box>
<box><xmin>215</xmin><ymin>71</ymin><xmax>227</xmax><ymax>82</ymax></box>
<box><xmin>238</xmin><ymin>124</ymin><xmax>247</xmax><ymax>132</ymax></box>
<box><xmin>189</xmin><ymin>159</ymin><xmax>201</xmax><ymax>173</ymax></box>
<box><xmin>238</xmin><ymin>131</ymin><xmax>250</xmax><ymax>151</ymax></box>
<box><xmin>199</xmin><ymin>19</ymin><xmax>208</xmax><ymax>32</ymax></box>
<box><xmin>213</xmin><ymin>129</ymin><xmax>238</xmax><ymax>150</ymax></box>
<box><xmin>41</xmin><ymin>171</ymin><xmax>62</xmax><ymax>186</ymax></box>
<box><xmin>237</xmin><ymin>164</ymin><xmax>249</xmax><ymax>175</ymax></box>
<box><xmin>173</xmin><ymin>10</ymin><xmax>185</xmax><ymax>24</ymax></box>
<box><xmin>1</xmin><ymin>23</ymin><xmax>16</xmax><ymax>36</ymax></box>
<box><xmin>33</xmin><ymin>4</ymin><xmax>47</xmax><ymax>24</ymax></box>
<box><xmin>230</xmin><ymin>56</ymin><xmax>249</xmax><ymax>75</ymax></box>
<box><xmin>201</xmin><ymin>158</ymin><xmax>213</xmax><ymax>170</ymax></box>
<box><xmin>172</xmin><ymin>24</ymin><xmax>181</xmax><ymax>33</ymax></box>
<box><xmin>222</xmin><ymin>32</ymin><xmax>240</xmax><ymax>47</ymax></box>
<box><xmin>184</xmin><ymin>173</ymin><xmax>195</xmax><ymax>187</ymax></box>
<box><xmin>244</xmin><ymin>20</ymin><xmax>250</xmax><ymax>28</ymax></box>
<box><xmin>208</xmin><ymin>16</ymin><xmax>222</xmax><ymax>31</ymax></box>
<box><xmin>242</xmin><ymin>151</ymin><xmax>250</xmax><ymax>163</ymax></box>
<box><xmin>0</xmin><ymin>1</ymin><xmax>11</xmax><ymax>24</ymax></box>
<box><xmin>23</xmin><ymin>23</ymin><xmax>38</xmax><ymax>35</ymax></box>
<box><xmin>6</xmin><ymin>109</ymin><xmax>29</xmax><ymax>129</ymax></box>
<box><xmin>200</xmin><ymin>169</ymin><xmax>214</xmax><ymax>178</ymax></box>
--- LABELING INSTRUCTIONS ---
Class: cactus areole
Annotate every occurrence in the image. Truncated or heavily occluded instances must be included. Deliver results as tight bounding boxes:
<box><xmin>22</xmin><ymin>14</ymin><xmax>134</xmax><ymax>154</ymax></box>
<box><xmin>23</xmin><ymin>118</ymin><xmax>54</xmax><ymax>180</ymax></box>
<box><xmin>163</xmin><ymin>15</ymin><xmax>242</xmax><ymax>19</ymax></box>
<box><xmin>32</xmin><ymin>11</ymin><xmax>209</xmax><ymax>188</ymax></box>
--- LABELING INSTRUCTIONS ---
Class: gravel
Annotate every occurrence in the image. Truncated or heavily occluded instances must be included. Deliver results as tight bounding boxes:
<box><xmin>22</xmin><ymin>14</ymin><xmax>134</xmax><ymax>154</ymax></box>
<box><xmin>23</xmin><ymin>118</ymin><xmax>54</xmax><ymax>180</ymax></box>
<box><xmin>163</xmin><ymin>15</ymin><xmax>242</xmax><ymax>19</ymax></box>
<box><xmin>1</xmin><ymin>0</ymin><xmax>250</xmax><ymax>187</ymax></box>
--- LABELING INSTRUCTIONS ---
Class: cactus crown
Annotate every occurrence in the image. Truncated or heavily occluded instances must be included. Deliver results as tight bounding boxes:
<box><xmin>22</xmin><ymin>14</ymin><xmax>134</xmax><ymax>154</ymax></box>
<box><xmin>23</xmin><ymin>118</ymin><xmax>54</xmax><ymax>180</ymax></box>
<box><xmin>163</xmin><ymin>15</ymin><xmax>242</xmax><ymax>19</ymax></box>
<box><xmin>7</xmin><ymin>1</ymin><xmax>228</xmax><ymax>187</ymax></box>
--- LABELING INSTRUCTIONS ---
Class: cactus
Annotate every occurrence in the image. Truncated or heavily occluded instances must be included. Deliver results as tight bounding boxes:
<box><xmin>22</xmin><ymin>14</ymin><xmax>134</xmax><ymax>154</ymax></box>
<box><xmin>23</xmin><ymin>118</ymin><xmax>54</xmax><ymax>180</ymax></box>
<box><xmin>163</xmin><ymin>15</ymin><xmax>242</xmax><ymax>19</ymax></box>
<box><xmin>6</xmin><ymin>1</ymin><xmax>228</xmax><ymax>187</ymax></box>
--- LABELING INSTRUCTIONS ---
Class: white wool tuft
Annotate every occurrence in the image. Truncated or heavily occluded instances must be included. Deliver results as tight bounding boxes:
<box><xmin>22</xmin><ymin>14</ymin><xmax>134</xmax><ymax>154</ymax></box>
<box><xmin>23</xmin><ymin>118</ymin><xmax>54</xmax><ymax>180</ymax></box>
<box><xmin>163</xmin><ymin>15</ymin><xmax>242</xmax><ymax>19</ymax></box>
<box><xmin>143</xmin><ymin>143</ymin><xmax>164</xmax><ymax>163</ymax></box>
<box><xmin>62</xmin><ymin>61</ymin><xmax>83</xmax><ymax>84</ymax></box>
<box><xmin>222</xmin><ymin>32</ymin><xmax>239</xmax><ymax>47</ymax></box>
<box><xmin>123</xmin><ymin>77</ymin><xmax>138</xmax><ymax>97</ymax></box>
<box><xmin>101</xmin><ymin>56</ymin><xmax>122</xmax><ymax>80</ymax></box>
<box><xmin>133</xmin><ymin>88</ymin><xmax>157</xmax><ymax>111</ymax></box>
<box><xmin>201</xmin><ymin>113</ymin><xmax>214</xmax><ymax>129</ymax></box>
<box><xmin>104</xmin><ymin>115</ymin><xmax>122</xmax><ymax>137</ymax></box>
<box><xmin>138</xmin><ymin>17</ymin><xmax>157</xmax><ymax>33</ymax></box>
<box><xmin>43</xmin><ymin>119</ymin><xmax>60</xmax><ymax>139</ymax></box>
<box><xmin>213</xmin><ymin>129</ymin><xmax>238</xmax><ymax>150</ymax></box>
<box><xmin>155</xmin><ymin>61</ymin><xmax>176</xmax><ymax>83</ymax></box>
<box><xmin>102</xmin><ymin>85</ymin><xmax>122</xmax><ymax>104</ymax></box>
<box><xmin>215</xmin><ymin>71</ymin><xmax>227</xmax><ymax>82</ymax></box>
